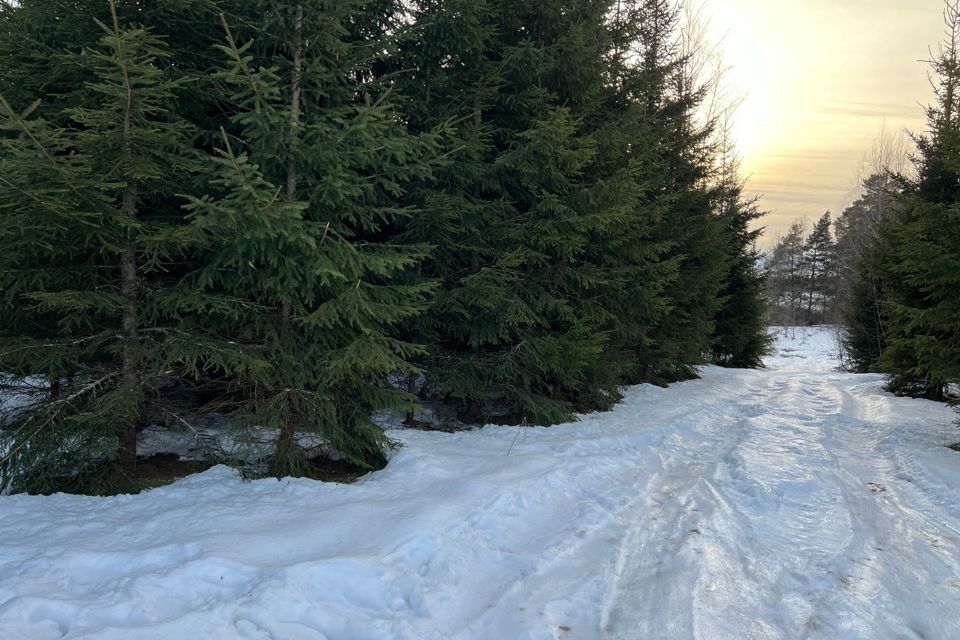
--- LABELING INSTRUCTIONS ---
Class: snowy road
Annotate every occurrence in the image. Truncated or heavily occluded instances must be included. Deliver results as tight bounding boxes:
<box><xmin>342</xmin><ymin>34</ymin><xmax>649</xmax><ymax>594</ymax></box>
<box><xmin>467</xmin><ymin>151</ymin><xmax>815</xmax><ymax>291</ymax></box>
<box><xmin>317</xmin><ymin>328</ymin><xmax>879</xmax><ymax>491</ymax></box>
<box><xmin>1</xmin><ymin>328</ymin><xmax>959</xmax><ymax>639</ymax></box>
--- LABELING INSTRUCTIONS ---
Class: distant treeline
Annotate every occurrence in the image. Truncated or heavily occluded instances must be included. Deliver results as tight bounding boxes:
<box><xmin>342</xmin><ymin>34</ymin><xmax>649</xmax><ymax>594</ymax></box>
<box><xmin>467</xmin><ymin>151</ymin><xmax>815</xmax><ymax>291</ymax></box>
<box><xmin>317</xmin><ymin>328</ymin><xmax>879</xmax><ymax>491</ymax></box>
<box><xmin>764</xmin><ymin>172</ymin><xmax>899</xmax><ymax>330</ymax></box>
<box><xmin>0</xmin><ymin>0</ymin><xmax>767</xmax><ymax>494</ymax></box>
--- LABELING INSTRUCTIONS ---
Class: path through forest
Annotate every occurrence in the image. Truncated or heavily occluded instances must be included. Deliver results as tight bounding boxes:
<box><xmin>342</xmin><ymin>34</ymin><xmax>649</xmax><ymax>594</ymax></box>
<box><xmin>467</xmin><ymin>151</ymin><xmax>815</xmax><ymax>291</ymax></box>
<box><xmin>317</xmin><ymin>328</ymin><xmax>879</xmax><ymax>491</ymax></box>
<box><xmin>1</xmin><ymin>328</ymin><xmax>958</xmax><ymax>639</ymax></box>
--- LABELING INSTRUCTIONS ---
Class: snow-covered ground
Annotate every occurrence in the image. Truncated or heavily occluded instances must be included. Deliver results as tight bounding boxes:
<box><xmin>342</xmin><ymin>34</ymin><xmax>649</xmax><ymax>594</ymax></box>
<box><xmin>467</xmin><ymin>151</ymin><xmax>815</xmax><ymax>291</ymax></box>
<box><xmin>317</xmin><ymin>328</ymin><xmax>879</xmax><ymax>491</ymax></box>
<box><xmin>2</xmin><ymin>327</ymin><xmax>959</xmax><ymax>640</ymax></box>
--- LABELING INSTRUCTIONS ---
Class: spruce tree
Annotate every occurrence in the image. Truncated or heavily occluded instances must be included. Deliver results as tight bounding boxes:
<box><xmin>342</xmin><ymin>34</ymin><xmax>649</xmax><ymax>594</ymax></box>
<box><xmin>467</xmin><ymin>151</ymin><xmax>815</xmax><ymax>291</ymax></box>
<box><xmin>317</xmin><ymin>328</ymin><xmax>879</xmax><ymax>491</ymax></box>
<box><xmin>876</xmin><ymin>1</ymin><xmax>960</xmax><ymax>400</ymax></box>
<box><xmin>766</xmin><ymin>220</ymin><xmax>807</xmax><ymax>326</ymax></box>
<box><xmin>801</xmin><ymin>212</ymin><xmax>837</xmax><ymax>324</ymax></box>
<box><xmin>0</xmin><ymin>4</ymin><xmax>201</xmax><ymax>493</ymax></box>
<box><xmin>843</xmin><ymin>250</ymin><xmax>891</xmax><ymax>372</ymax></box>
<box><xmin>628</xmin><ymin>0</ymin><xmax>729</xmax><ymax>383</ymax></box>
<box><xmin>586</xmin><ymin>0</ymin><xmax>681</xmax><ymax>391</ymax></box>
<box><xmin>398</xmin><ymin>0</ymin><xmax>624</xmax><ymax>424</ymax></box>
<box><xmin>711</xmin><ymin>159</ymin><xmax>769</xmax><ymax>368</ymax></box>
<box><xmin>836</xmin><ymin>174</ymin><xmax>901</xmax><ymax>372</ymax></box>
<box><xmin>398</xmin><ymin>0</ymin><xmax>756</xmax><ymax>415</ymax></box>
<box><xmin>181</xmin><ymin>2</ymin><xmax>439</xmax><ymax>476</ymax></box>
<box><xmin>880</xmin><ymin>200</ymin><xmax>960</xmax><ymax>399</ymax></box>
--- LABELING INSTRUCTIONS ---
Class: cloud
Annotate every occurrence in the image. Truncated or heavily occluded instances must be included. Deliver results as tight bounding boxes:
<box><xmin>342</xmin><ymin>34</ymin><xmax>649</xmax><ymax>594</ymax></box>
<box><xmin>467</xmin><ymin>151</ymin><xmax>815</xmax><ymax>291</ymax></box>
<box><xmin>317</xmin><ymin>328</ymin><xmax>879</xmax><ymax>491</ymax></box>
<box><xmin>817</xmin><ymin>101</ymin><xmax>920</xmax><ymax>119</ymax></box>
<box><xmin>755</xmin><ymin>151</ymin><xmax>860</xmax><ymax>162</ymax></box>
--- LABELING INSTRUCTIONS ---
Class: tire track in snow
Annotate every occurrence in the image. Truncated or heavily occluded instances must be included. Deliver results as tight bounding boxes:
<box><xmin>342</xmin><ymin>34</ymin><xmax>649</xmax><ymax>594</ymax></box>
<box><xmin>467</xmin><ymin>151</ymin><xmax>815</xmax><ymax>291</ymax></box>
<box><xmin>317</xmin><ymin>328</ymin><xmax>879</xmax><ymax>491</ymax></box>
<box><xmin>811</xmin><ymin>377</ymin><xmax>960</xmax><ymax>639</ymax></box>
<box><xmin>596</xmin><ymin>401</ymin><xmax>753</xmax><ymax>639</ymax></box>
<box><xmin>593</xmin><ymin>364</ymin><xmax>960</xmax><ymax>640</ymax></box>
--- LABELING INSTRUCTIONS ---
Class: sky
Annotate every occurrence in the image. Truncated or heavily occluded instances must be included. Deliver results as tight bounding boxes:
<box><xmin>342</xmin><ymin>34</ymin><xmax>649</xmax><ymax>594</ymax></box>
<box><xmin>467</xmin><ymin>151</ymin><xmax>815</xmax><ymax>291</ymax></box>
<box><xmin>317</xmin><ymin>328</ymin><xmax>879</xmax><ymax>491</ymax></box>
<box><xmin>703</xmin><ymin>0</ymin><xmax>945</xmax><ymax>245</ymax></box>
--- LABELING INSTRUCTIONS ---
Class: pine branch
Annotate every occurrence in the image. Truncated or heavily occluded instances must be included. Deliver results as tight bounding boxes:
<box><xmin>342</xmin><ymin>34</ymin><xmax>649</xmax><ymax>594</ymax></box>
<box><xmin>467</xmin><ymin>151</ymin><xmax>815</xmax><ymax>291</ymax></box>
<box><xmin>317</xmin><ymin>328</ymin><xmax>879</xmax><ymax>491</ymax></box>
<box><xmin>0</xmin><ymin>94</ymin><xmax>94</xmax><ymax>209</ymax></box>
<box><xmin>0</xmin><ymin>372</ymin><xmax>120</xmax><ymax>467</ymax></box>
<box><xmin>219</xmin><ymin>12</ymin><xmax>264</xmax><ymax>107</ymax></box>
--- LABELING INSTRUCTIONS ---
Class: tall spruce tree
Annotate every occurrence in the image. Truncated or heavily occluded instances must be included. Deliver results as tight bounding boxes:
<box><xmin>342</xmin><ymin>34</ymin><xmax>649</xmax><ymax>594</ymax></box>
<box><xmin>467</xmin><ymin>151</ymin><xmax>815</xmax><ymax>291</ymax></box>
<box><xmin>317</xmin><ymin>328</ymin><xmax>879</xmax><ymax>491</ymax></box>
<box><xmin>711</xmin><ymin>155</ymin><xmax>769</xmax><ymax>368</ymax></box>
<box><xmin>589</xmin><ymin>0</ymin><xmax>682</xmax><ymax>390</ymax></box>
<box><xmin>180</xmin><ymin>2</ymin><xmax>440</xmax><ymax>476</ymax></box>
<box><xmin>628</xmin><ymin>0</ymin><xmax>730</xmax><ymax>383</ymax></box>
<box><xmin>843</xmin><ymin>250</ymin><xmax>891</xmax><ymax>372</ymax></box>
<box><xmin>397</xmin><ymin>0</ymin><xmax>627</xmax><ymax>424</ymax></box>
<box><xmin>398</xmin><ymin>0</ymin><xmax>760</xmax><ymax>419</ymax></box>
<box><xmin>0</xmin><ymin>4</ymin><xmax>202</xmax><ymax>493</ymax></box>
<box><xmin>875</xmin><ymin>0</ymin><xmax>960</xmax><ymax>400</ymax></box>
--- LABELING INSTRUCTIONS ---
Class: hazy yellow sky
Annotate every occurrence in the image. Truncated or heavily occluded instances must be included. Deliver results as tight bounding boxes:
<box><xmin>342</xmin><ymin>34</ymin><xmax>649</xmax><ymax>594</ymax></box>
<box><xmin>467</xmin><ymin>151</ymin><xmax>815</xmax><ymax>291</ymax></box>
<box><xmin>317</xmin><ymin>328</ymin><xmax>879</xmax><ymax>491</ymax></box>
<box><xmin>705</xmin><ymin>0</ymin><xmax>944</xmax><ymax>244</ymax></box>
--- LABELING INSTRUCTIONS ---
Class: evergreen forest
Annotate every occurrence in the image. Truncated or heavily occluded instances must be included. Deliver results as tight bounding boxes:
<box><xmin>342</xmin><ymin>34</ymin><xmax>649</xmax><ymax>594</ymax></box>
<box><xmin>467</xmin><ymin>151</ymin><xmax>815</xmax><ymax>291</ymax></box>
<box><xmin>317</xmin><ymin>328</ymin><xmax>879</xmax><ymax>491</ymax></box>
<box><xmin>0</xmin><ymin>0</ymin><xmax>768</xmax><ymax>494</ymax></box>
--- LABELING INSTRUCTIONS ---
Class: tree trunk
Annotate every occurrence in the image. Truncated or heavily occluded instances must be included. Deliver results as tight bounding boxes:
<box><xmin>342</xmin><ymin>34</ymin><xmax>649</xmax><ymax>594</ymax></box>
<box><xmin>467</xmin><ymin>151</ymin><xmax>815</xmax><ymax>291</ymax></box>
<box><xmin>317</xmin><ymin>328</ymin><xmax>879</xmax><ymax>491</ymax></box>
<box><xmin>465</xmin><ymin>399</ymin><xmax>483</xmax><ymax>424</ymax></box>
<box><xmin>272</xmin><ymin>404</ymin><xmax>296</xmax><ymax>478</ymax></box>
<box><xmin>111</xmin><ymin>1</ymin><xmax>141</xmax><ymax>471</ymax></box>
<box><xmin>274</xmin><ymin>5</ymin><xmax>305</xmax><ymax>471</ymax></box>
<box><xmin>119</xmin><ymin>184</ymin><xmax>140</xmax><ymax>471</ymax></box>
<box><xmin>404</xmin><ymin>370</ymin><xmax>417</xmax><ymax>426</ymax></box>
<box><xmin>286</xmin><ymin>4</ymin><xmax>303</xmax><ymax>207</ymax></box>
<box><xmin>807</xmin><ymin>256</ymin><xmax>817</xmax><ymax>323</ymax></box>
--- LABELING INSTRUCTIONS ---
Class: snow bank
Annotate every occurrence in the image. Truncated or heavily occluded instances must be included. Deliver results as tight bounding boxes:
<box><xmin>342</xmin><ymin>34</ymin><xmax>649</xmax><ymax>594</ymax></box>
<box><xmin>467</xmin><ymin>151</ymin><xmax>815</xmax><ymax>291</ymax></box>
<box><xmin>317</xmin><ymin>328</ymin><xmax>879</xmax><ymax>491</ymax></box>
<box><xmin>1</xmin><ymin>328</ymin><xmax>959</xmax><ymax>639</ymax></box>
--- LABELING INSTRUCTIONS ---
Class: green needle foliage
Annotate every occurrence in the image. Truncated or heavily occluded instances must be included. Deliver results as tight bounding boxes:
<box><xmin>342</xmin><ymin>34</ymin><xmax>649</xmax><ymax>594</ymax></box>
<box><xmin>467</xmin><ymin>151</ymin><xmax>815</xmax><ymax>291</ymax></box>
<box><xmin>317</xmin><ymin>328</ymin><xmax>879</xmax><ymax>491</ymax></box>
<box><xmin>396</xmin><ymin>0</ymin><xmax>614</xmax><ymax>424</ymax></box>
<box><xmin>711</xmin><ymin>168</ymin><xmax>769</xmax><ymax>369</ymax></box>
<box><xmin>0</xmin><ymin>4</ymin><xmax>202</xmax><ymax>494</ymax></box>
<box><xmin>0</xmin><ymin>0</ymin><xmax>770</xmax><ymax>493</ymax></box>
<box><xmin>180</xmin><ymin>2</ymin><xmax>442</xmax><ymax>477</ymax></box>
<box><xmin>880</xmin><ymin>199</ymin><xmax>960</xmax><ymax>399</ymax></box>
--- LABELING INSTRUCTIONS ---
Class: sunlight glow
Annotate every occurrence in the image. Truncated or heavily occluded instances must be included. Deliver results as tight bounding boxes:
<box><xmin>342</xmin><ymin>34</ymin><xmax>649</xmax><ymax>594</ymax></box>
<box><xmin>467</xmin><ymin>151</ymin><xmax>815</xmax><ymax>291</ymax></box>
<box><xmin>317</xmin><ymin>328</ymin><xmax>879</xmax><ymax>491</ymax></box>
<box><xmin>704</xmin><ymin>0</ymin><xmax>942</xmax><ymax>243</ymax></box>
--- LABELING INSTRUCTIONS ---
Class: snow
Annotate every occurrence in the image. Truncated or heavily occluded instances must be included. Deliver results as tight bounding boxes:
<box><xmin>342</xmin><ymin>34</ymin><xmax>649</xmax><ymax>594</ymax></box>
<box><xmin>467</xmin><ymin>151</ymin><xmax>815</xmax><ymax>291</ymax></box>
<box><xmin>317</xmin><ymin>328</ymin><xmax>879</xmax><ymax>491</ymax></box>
<box><xmin>0</xmin><ymin>375</ymin><xmax>42</xmax><ymax>424</ymax></box>
<box><xmin>2</xmin><ymin>328</ymin><xmax>960</xmax><ymax>639</ymax></box>
<box><xmin>762</xmin><ymin>325</ymin><xmax>848</xmax><ymax>373</ymax></box>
